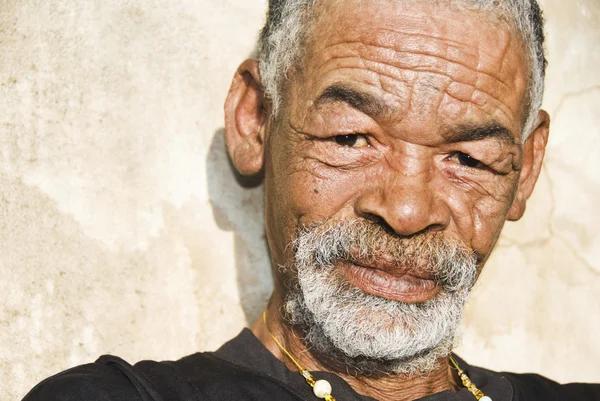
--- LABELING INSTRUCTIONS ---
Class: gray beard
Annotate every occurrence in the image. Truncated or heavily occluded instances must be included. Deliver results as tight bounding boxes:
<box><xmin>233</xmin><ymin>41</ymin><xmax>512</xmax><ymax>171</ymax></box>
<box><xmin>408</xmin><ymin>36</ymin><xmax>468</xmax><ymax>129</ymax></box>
<box><xmin>282</xmin><ymin>220</ymin><xmax>478</xmax><ymax>376</ymax></box>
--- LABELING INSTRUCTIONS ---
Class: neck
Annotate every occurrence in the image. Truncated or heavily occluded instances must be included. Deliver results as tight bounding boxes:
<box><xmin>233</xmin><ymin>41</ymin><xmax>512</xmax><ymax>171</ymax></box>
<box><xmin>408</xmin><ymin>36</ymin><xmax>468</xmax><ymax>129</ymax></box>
<box><xmin>251</xmin><ymin>297</ymin><xmax>458</xmax><ymax>401</ymax></box>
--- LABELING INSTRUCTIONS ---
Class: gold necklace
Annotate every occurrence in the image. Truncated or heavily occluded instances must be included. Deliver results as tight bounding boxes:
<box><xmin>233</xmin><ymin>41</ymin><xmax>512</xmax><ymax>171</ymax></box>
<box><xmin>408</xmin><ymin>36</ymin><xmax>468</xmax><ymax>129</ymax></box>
<box><xmin>263</xmin><ymin>311</ymin><xmax>491</xmax><ymax>401</ymax></box>
<box><xmin>449</xmin><ymin>355</ymin><xmax>492</xmax><ymax>401</ymax></box>
<box><xmin>263</xmin><ymin>311</ymin><xmax>336</xmax><ymax>400</ymax></box>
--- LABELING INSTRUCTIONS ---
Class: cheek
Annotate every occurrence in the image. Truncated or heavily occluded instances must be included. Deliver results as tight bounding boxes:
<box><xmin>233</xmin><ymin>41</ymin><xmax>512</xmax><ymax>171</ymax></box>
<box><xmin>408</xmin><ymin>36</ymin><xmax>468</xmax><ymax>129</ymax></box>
<box><xmin>441</xmin><ymin>171</ymin><xmax>518</xmax><ymax>257</ymax></box>
<box><xmin>456</xmin><ymin>188</ymin><xmax>515</xmax><ymax>258</ymax></box>
<box><xmin>265</xmin><ymin>141</ymin><xmax>364</xmax><ymax>257</ymax></box>
<box><xmin>286</xmin><ymin>166</ymin><xmax>362</xmax><ymax>224</ymax></box>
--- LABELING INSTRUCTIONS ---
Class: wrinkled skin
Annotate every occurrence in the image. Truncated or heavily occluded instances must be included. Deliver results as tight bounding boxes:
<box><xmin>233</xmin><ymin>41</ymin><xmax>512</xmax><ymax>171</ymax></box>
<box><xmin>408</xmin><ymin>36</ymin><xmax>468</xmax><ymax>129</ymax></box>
<box><xmin>224</xmin><ymin>1</ymin><xmax>549</xmax><ymax>399</ymax></box>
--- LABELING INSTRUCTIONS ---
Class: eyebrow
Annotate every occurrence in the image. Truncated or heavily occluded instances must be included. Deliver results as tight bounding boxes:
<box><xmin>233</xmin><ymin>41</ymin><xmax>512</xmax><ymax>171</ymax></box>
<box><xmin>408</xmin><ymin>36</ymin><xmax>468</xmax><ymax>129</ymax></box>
<box><xmin>314</xmin><ymin>84</ymin><xmax>391</xmax><ymax>117</ymax></box>
<box><xmin>443</xmin><ymin>122</ymin><xmax>517</xmax><ymax>146</ymax></box>
<box><xmin>315</xmin><ymin>85</ymin><xmax>518</xmax><ymax>146</ymax></box>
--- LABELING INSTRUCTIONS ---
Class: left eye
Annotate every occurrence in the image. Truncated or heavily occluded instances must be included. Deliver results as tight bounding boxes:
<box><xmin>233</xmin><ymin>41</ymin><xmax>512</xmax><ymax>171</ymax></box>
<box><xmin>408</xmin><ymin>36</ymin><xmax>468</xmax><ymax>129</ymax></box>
<box><xmin>333</xmin><ymin>134</ymin><xmax>369</xmax><ymax>147</ymax></box>
<box><xmin>456</xmin><ymin>152</ymin><xmax>486</xmax><ymax>169</ymax></box>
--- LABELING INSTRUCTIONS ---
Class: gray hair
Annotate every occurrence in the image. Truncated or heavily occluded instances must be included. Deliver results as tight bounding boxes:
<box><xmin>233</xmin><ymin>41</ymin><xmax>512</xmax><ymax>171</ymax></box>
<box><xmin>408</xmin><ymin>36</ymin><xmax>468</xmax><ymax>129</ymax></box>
<box><xmin>257</xmin><ymin>0</ymin><xmax>547</xmax><ymax>140</ymax></box>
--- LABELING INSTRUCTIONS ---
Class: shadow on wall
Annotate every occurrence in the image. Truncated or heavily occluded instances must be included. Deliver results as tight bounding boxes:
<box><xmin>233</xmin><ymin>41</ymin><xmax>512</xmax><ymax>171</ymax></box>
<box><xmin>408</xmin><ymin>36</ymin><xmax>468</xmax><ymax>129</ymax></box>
<box><xmin>205</xmin><ymin>128</ymin><xmax>272</xmax><ymax>325</ymax></box>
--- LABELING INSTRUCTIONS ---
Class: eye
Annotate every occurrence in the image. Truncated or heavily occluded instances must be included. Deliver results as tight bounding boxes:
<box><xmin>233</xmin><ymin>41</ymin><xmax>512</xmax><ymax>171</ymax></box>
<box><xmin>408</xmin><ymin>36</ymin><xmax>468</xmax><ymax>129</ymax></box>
<box><xmin>456</xmin><ymin>152</ymin><xmax>486</xmax><ymax>169</ymax></box>
<box><xmin>333</xmin><ymin>134</ymin><xmax>369</xmax><ymax>148</ymax></box>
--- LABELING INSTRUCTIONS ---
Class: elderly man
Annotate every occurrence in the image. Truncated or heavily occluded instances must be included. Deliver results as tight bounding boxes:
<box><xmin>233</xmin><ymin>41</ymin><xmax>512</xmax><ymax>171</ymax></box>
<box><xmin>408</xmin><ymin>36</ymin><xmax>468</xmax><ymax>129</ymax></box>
<box><xmin>23</xmin><ymin>0</ymin><xmax>600</xmax><ymax>400</ymax></box>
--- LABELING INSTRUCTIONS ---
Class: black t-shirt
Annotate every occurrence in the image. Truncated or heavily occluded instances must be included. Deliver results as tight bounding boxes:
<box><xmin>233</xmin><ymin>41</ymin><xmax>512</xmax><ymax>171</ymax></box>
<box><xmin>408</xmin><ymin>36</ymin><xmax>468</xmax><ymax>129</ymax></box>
<box><xmin>22</xmin><ymin>329</ymin><xmax>600</xmax><ymax>401</ymax></box>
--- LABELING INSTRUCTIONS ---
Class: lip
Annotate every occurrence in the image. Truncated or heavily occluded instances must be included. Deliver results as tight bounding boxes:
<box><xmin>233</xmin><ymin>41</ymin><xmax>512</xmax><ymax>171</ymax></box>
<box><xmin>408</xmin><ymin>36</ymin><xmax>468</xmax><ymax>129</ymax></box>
<box><xmin>338</xmin><ymin>261</ymin><xmax>440</xmax><ymax>303</ymax></box>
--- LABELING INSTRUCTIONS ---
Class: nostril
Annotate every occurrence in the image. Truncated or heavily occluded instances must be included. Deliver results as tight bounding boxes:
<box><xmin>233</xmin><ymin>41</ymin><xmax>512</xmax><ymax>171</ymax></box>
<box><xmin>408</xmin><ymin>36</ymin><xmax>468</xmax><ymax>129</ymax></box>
<box><xmin>361</xmin><ymin>213</ymin><xmax>397</xmax><ymax>236</ymax></box>
<box><xmin>359</xmin><ymin>212</ymin><xmax>445</xmax><ymax>238</ymax></box>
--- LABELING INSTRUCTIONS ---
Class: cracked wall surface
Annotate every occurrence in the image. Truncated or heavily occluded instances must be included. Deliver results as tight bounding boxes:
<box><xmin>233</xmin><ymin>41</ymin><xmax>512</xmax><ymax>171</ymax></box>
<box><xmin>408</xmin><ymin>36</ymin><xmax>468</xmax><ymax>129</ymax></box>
<box><xmin>1</xmin><ymin>0</ymin><xmax>599</xmax><ymax>399</ymax></box>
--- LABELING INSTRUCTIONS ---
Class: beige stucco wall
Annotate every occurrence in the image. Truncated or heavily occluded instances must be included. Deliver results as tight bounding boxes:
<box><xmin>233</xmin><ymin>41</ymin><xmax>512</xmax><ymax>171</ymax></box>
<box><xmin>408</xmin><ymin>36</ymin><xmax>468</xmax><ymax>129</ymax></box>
<box><xmin>1</xmin><ymin>0</ymin><xmax>598</xmax><ymax>399</ymax></box>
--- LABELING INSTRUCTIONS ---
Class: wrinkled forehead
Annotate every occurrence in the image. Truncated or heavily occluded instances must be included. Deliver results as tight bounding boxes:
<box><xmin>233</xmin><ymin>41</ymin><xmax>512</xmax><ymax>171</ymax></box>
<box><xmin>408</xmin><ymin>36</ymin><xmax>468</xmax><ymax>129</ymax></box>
<box><xmin>304</xmin><ymin>0</ymin><xmax>528</xmax><ymax>80</ymax></box>
<box><xmin>305</xmin><ymin>0</ymin><xmax>528</xmax><ymax>75</ymax></box>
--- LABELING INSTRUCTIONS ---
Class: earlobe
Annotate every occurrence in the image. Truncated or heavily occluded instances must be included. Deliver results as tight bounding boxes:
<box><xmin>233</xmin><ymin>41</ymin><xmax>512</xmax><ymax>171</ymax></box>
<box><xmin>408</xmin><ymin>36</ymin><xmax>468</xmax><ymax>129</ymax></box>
<box><xmin>507</xmin><ymin>193</ymin><xmax>526</xmax><ymax>222</ymax></box>
<box><xmin>224</xmin><ymin>59</ymin><xmax>268</xmax><ymax>176</ymax></box>
<box><xmin>507</xmin><ymin>110</ymin><xmax>550</xmax><ymax>221</ymax></box>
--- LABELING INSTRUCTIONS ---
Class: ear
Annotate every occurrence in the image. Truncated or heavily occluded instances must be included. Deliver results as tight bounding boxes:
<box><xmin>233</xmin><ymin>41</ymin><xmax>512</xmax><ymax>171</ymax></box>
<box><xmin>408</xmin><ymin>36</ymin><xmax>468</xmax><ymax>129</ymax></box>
<box><xmin>224</xmin><ymin>59</ymin><xmax>268</xmax><ymax>176</ymax></box>
<box><xmin>507</xmin><ymin>110</ymin><xmax>551</xmax><ymax>221</ymax></box>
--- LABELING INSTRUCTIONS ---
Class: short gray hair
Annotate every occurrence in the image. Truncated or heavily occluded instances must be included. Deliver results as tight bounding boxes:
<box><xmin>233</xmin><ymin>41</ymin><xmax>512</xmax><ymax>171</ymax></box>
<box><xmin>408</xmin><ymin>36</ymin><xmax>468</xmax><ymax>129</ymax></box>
<box><xmin>257</xmin><ymin>0</ymin><xmax>547</xmax><ymax>140</ymax></box>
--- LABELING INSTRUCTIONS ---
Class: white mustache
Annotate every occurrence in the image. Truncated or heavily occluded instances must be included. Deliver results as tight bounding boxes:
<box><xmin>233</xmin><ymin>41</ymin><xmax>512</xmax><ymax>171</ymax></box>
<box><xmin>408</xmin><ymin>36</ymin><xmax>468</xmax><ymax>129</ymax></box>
<box><xmin>293</xmin><ymin>219</ymin><xmax>478</xmax><ymax>293</ymax></box>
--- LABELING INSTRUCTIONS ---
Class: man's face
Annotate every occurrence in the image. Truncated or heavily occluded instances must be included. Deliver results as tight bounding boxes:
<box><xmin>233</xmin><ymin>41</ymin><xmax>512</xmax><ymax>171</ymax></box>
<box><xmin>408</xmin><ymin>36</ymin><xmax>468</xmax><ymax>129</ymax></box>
<box><xmin>259</xmin><ymin>0</ymin><xmax>531</xmax><ymax>372</ymax></box>
<box><xmin>265</xmin><ymin>0</ymin><xmax>528</xmax><ymax>286</ymax></box>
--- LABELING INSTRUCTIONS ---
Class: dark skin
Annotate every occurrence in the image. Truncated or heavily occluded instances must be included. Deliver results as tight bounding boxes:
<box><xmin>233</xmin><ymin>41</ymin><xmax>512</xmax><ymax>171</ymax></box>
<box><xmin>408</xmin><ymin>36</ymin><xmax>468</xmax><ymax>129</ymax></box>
<box><xmin>224</xmin><ymin>1</ymin><xmax>550</xmax><ymax>400</ymax></box>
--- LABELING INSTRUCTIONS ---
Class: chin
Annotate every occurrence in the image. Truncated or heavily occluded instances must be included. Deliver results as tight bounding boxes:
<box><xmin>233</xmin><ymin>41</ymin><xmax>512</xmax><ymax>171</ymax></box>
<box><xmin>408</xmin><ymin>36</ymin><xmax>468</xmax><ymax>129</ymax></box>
<box><xmin>283</xmin><ymin>267</ymin><xmax>471</xmax><ymax>376</ymax></box>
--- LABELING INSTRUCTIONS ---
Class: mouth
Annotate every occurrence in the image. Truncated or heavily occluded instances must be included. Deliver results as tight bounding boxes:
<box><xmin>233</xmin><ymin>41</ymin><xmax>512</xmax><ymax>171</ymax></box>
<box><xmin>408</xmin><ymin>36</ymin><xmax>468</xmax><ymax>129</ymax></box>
<box><xmin>337</xmin><ymin>260</ymin><xmax>441</xmax><ymax>303</ymax></box>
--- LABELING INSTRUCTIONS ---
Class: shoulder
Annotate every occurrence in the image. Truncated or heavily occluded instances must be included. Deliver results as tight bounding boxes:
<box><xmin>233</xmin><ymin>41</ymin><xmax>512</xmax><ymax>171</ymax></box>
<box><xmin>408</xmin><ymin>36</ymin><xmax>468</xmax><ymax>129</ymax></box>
<box><xmin>158</xmin><ymin>352</ymin><xmax>306</xmax><ymax>400</ymax></box>
<box><xmin>22</xmin><ymin>353</ymin><xmax>223</xmax><ymax>401</ymax></box>
<box><xmin>505</xmin><ymin>371</ymin><xmax>600</xmax><ymax>401</ymax></box>
<box><xmin>22</xmin><ymin>356</ymin><xmax>143</xmax><ymax>401</ymax></box>
<box><xmin>22</xmin><ymin>352</ymin><xmax>303</xmax><ymax>401</ymax></box>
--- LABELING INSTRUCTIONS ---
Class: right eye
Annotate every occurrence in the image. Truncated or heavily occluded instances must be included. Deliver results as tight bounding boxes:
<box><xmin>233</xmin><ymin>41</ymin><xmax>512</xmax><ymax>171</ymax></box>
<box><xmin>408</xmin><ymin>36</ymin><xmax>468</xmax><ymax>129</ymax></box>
<box><xmin>333</xmin><ymin>134</ymin><xmax>369</xmax><ymax>148</ymax></box>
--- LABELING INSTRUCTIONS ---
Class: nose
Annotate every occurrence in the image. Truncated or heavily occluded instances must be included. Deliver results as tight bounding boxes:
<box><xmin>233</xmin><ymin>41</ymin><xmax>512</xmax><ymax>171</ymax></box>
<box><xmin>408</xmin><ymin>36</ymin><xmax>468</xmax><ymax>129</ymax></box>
<box><xmin>355</xmin><ymin>172</ymin><xmax>451</xmax><ymax>237</ymax></box>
